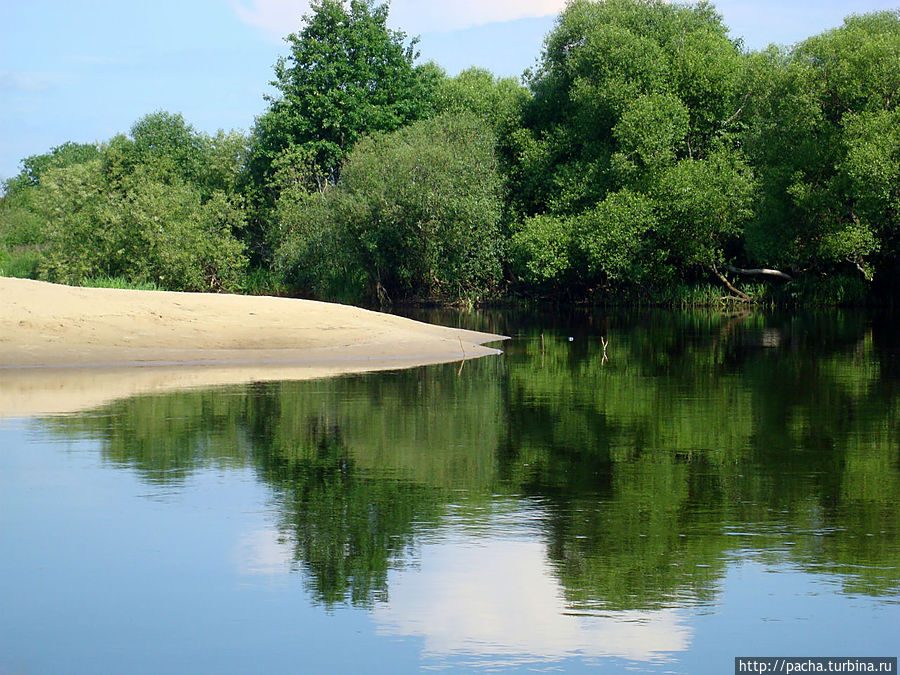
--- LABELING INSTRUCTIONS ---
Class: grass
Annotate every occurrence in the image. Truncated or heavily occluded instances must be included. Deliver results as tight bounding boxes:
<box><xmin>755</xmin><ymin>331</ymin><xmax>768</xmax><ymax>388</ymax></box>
<box><xmin>600</xmin><ymin>281</ymin><xmax>779</xmax><ymax>308</ymax></box>
<box><xmin>82</xmin><ymin>276</ymin><xmax>161</xmax><ymax>291</ymax></box>
<box><xmin>0</xmin><ymin>246</ymin><xmax>41</xmax><ymax>279</ymax></box>
<box><xmin>240</xmin><ymin>267</ymin><xmax>291</xmax><ymax>297</ymax></box>
<box><xmin>784</xmin><ymin>275</ymin><xmax>869</xmax><ymax>306</ymax></box>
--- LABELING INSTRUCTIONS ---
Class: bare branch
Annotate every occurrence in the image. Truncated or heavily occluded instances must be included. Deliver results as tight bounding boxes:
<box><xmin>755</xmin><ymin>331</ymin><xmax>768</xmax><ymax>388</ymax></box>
<box><xmin>711</xmin><ymin>265</ymin><xmax>751</xmax><ymax>301</ymax></box>
<box><xmin>722</xmin><ymin>93</ymin><xmax>751</xmax><ymax>127</ymax></box>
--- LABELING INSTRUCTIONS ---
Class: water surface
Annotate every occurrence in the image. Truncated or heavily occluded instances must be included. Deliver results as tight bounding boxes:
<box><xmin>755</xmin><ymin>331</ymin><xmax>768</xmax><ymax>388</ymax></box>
<box><xmin>2</xmin><ymin>310</ymin><xmax>898</xmax><ymax>673</ymax></box>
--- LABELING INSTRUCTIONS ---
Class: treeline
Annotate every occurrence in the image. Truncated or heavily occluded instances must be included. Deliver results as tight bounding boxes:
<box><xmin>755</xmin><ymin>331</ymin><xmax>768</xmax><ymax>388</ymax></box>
<box><xmin>1</xmin><ymin>0</ymin><xmax>898</xmax><ymax>305</ymax></box>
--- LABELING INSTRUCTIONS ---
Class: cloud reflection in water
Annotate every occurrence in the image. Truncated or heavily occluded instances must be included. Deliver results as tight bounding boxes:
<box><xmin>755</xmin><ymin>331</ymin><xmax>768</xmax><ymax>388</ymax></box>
<box><xmin>373</xmin><ymin>509</ymin><xmax>692</xmax><ymax>668</ymax></box>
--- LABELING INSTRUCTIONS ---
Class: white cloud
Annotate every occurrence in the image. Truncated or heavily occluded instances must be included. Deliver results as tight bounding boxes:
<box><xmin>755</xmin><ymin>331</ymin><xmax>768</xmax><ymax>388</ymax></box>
<box><xmin>232</xmin><ymin>0</ymin><xmax>566</xmax><ymax>39</ymax></box>
<box><xmin>391</xmin><ymin>0</ymin><xmax>566</xmax><ymax>33</ymax></box>
<box><xmin>231</xmin><ymin>0</ymin><xmax>311</xmax><ymax>40</ymax></box>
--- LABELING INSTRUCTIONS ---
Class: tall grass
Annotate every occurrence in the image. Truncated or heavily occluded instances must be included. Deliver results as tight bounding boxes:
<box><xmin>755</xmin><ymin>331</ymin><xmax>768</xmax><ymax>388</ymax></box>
<box><xmin>82</xmin><ymin>276</ymin><xmax>161</xmax><ymax>291</ymax></box>
<box><xmin>240</xmin><ymin>267</ymin><xmax>291</xmax><ymax>297</ymax></box>
<box><xmin>785</xmin><ymin>275</ymin><xmax>869</xmax><ymax>306</ymax></box>
<box><xmin>0</xmin><ymin>246</ymin><xmax>41</xmax><ymax>279</ymax></box>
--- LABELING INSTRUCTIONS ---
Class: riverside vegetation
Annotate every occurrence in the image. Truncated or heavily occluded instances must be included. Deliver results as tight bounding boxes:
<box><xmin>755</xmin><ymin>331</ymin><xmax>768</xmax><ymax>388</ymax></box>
<box><xmin>1</xmin><ymin>0</ymin><xmax>899</xmax><ymax>307</ymax></box>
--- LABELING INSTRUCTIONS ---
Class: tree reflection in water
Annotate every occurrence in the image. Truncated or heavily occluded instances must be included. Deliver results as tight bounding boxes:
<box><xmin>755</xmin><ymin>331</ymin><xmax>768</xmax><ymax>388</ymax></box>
<box><xmin>44</xmin><ymin>310</ymin><xmax>900</xmax><ymax>610</ymax></box>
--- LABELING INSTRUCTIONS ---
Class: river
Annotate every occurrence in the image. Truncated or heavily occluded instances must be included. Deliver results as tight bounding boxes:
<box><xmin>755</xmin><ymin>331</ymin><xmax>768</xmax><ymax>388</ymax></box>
<box><xmin>1</xmin><ymin>309</ymin><xmax>898</xmax><ymax>673</ymax></box>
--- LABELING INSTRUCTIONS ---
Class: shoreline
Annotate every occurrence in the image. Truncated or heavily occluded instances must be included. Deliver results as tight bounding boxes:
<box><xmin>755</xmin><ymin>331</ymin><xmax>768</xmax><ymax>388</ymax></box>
<box><xmin>0</xmin><ymin>277</ymin><xmax>507</xmax><ymax>418</ymax></box>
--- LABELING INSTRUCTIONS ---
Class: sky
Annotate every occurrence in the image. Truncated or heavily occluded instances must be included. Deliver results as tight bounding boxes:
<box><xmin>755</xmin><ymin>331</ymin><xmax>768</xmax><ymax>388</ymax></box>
<box><xmin>1</xmin><ymin>0</ymin><xmax>898</xmax><ymax>184</ymax></box>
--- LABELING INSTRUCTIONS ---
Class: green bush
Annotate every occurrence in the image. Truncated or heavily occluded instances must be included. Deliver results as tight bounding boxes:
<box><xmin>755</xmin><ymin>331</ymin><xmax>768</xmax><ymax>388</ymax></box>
<box><xmin>34</xmin><ymin>161</ymin><xmax>248</xmax><ymax>292</ymax></box>
<box><xmin>276</xmin><ymin>112</ymin><xmax>504</xmax><ymax>304</ymax></box>
<box><xmin>509</xmin><ymin>214</ymin><xmax>574</xmax><ymax>288</ymax></box>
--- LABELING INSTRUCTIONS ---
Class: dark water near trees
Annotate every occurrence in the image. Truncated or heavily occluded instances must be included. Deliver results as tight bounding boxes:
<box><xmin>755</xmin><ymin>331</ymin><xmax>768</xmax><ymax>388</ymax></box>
<box><xmin>2</xmin><ymin>310</ymin><xmax>898</xmax><ymax>673</ymax></box>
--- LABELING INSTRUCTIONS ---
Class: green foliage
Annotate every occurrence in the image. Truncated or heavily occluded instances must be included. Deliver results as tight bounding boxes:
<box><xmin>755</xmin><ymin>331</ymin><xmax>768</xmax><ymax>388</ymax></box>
<box><xmin>510</xmin><ymin>214</ymin><xmax>574</xmax><ymax>289</ymax></box>
<box><xmin>611</xmin><ymin>93</ymin><xmax>689</xmax><ymax>182</ymax></box>
<box><xmin>0</xmin><ymin>246</ymin><xmax>41</xmax><ymax>278</ymax></box>
<box><xmin>576</xmin><ymin>189</ymin><xmax>660</xmax><ymax>283</ymax></box>
<box><xmin>652</xmin><ymin>148</ymin><xmax>757</xmax><ymax>270</ymax></box>
<box><xmin>1</xmin><ymin>142</ymin><xmax>101</xmax><ymax>279</ymax></box>
<box><xmin>40</xmin><ymin>309</ymin><xmax>900</xmax><ymax>606</ymax></box>
<box><xmin>33</xmin><ymin>159</ymin><xmax>248</xmax><ymax>291</ymax></box>
<box><xmin>4</xmin><ymin>141</ymin><xmax>102</xmax><ymax>197</ymax></box>
<box><xmin>432</xmin><ymin>67</ymin><xmax>529</xmax><ymax>133</ymax></box>
<box><xmin>741</xmin><ymin>10</ymin><xmax>900</xmax><ymax>289</ymax></box>
<box><xmin>277</xmin><ymin>112</ymin><xmax>504</xmax><ymax>304</ymax></box>
<box><xmin>508</xmin><ymin>0</ymin><xmax>751</xmax><ymax>297</ymax></box>
<box><xmin>82</xmin><ymin>276</ymin><xmax>161</xmax><ymax>291</ymax></box>
<box><xmin>104</xmin><ymin>111</ymin><xmax>249</xmax><ymax>198</ymax></box>
<box><xmin>0</xmin><ymin>186</ymin><xmax>44</xmax><ymax>279</ymax></box>
<box><xmin>4</xmin><ymin>2</ymin><xmax>899</xmax><ymax>305</ymax></box>
<box><xmin>840</xmin><ymin>108</ymin><xmax>900</xmax><ymax>283</ymax></box>
<box><xmin>787</xmin><ymin>275</ymin><xmax>871</xmax><ymax>307</ymax></box>
<box><xmin>0</xmin><ymin>197</ymin><xmax>43</xmax><ymax>249</ymax></box>
<box><xmin>248</xmin><ymin>0</ymin><xmax>435</xmax><ymax>196</ymax></box>
<box><xmin>1</xmin><ymin>111</ymin><xmax>251</xmax><ymax>292</ymax></box>
<box><xmin>239</xmin><ymin>266</ymin><xmax>291</xmax><ymax>297</ymax></box>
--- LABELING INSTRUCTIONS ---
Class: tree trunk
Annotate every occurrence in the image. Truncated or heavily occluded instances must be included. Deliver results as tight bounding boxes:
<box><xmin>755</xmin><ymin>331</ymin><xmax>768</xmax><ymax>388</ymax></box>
<box><xmin>725</xmin><ymin>264</ymin><xmax>793</xmax><ymax>281</ymax></box>
<box><xmin>711</xmin><ymin>265</ymin><xmax>751</xmax><ymax>301</ymax></box>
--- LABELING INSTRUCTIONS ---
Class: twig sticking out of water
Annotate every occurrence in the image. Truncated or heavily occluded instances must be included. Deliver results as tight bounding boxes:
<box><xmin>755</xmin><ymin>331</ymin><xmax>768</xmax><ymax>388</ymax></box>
<box><xmin>457</xmin><ymin>337</ymin><xmax>467</xmax><ymax>377</ymax></box>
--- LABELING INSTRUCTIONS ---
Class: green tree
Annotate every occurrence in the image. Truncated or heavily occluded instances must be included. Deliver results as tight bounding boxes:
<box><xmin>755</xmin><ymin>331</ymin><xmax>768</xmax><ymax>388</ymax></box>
<box><xmin>3</xmin><ymin>111</ymin><xmax>250</xmax><ymax>291</ymax></box>
<box><xmin>248</xmin><ymin>0</ymin><xmax>437</xmax><ymax>196</ymax></box>
<box><xmin>432</xmin><ymin>66</ymin><xmax>529</xmax><ymax>133</ymax></box>
<box><xmin>576</xmin><ymin>189</ymin><xmax>661</xmax><ymax>284</ymax></box>
<box><xmin>3</xmin><ymin>141</ymin><xmax>101</xmax><ymax>198</ymax></box>
<box><xmin>509</xmin><ymin>214</ymin><xmax>576</xmax><ymax>292</ymax></box>
<box><xmin>35</xmin><ymin>160</ymin><xmax>247</xmax><ymax>291</ymax></box>
<box><xmin>652</xmin><ymin>149</ymin><xmax>757</xmax><ymax>277</ymax></box>
<box><xmin>741</xmin><ymin>11</ymin><xmax>900</xmax><ymax>294</ymax></box>
<box><xmin>104</xmin><ymin>111</ymin><xmax>248</xmax><ymax>199</ymax></box>
<box><xmin>276</xmin><ymin>112</ymin><xmax>504</xmax><ymax>304</ymax></box>
<box><xmin>505</xmin><ymin>0</ymin><xmax>750</xmax><ymax>296</ymax></box>
<box><xmin>1</xmin><ymin>142</ymin><xmax>104</xmax><ymax>278</ymax></box>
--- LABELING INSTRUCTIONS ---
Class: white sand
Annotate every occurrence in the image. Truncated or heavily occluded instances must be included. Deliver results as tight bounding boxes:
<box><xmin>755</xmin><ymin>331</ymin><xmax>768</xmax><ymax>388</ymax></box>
<box><xmin>0</xmin><ymin>277</ymin><xmax>506</xmax><ymax>417</ymax></box>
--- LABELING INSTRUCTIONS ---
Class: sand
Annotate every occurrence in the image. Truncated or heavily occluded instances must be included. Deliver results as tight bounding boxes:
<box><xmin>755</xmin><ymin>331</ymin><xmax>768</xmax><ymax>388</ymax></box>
<box><xmin>0</xmin><ymin>277</ymin><xmax>506</xmax><ymax>418</ymax></box>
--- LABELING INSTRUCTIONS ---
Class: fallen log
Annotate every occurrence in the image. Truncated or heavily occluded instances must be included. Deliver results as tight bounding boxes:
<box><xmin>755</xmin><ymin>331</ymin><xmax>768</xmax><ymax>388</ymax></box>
<box><xmin>725</xmin><ymin>265</ymin><xmax>793</xmax><ymax>281</ymax></box>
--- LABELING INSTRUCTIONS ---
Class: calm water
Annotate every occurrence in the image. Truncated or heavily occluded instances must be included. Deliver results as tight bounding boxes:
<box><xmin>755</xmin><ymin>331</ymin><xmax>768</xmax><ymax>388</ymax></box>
<box><xmin>2</xmin><ymin>310</ymin><xmax>899</xmax><ymax>673</ymax></box>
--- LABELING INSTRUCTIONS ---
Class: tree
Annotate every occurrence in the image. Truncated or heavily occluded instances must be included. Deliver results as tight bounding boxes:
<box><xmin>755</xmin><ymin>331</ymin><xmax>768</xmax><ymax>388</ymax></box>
<box><xmin>432</xmin><ymin>67</ymin><xmax>529</xmax><ymax>133</ymax></box>
<box><xmin>4</xmin><ymin>142</ymin><xmax>101</xmax><ymax>196</ymax></box>
<box><xmin>1</xmin><ymin>143</ymin><xmax>104</xmax><ymax>277</ymax></box>
<box><xmin>741</xmin><ymin>11</ymin><xmax>900</xmax><ymax>291</ymax></box>
<box><xmin>2</xmin><ymin>111</ymin><xmax>250</xmax><ymax>291</ymax></box>
<box><xmin>276</xmin><ymin>112</ymin><xmax>504</xmax><ymax>304</ymax></box>
<box><xmin>248</xmin><ymin>0</ymin><xmax>437</xmax><ymax>197</ymax></box>
<box><xmin>34</xmin><ymin>160</ymin><xmax>248</xmax><ymax>291</ymax></box>
<box><xmin>506</xmin><ymin>0</ymin><xmax>750</xmax><ymax>295</ymax></box>
<box><xmin>652</xmin><ymin>149</ymin><xmax>757</xmax><ymax>277</ymax></box>
<box><xmin>104</xmin><ymin>111</ymin><xmax>248</xmax><ymax>199</ymax></box>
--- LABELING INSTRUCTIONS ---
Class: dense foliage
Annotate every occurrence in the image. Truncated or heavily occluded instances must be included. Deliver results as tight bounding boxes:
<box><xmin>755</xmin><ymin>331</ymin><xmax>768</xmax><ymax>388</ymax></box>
<box><xmin>2</xmin><ymin>0</ymin><xmax>898</xmax><ymax>305</ymax></box>
<box><xmin>275</xmin><ymin>112</ymin><xmax>504</xmax><ymax>304</ymax></box>
<box><xmin>741</xmin><ymin>12</ymin><xmax>900</xmax><ymax>295</ymax></box>
<box><xmin>243</xmin><ymin>0</ymin><xmax>439</xmax><ymax>261</ymax></box>
<box><xmin>2</xmin><ymin>113</ymin><xmax>248</xmax><ymax>291</ymax></box>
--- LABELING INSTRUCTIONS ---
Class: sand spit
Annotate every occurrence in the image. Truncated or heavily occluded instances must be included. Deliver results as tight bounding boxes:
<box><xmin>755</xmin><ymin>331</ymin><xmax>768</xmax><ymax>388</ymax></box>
<box><xmin>0</xmin><ymin>277</ymin><xmax>506</xmax><ymax>417</ymax></box>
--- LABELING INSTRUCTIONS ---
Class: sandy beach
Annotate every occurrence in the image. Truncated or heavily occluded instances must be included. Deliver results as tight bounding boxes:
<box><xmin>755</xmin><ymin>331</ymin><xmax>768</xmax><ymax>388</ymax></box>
<box><xmin>0</xmin><ymin>277</ymin><xmax>506</xmax><ymax>417</ymax></box>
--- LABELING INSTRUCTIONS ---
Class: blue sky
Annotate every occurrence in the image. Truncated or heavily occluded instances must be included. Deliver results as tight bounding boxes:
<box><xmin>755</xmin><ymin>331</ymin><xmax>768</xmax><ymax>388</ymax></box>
<box><xmin>1</xmin><ymin>0</ymin><xmax>897</xmax><ymax>184</ymax></box>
